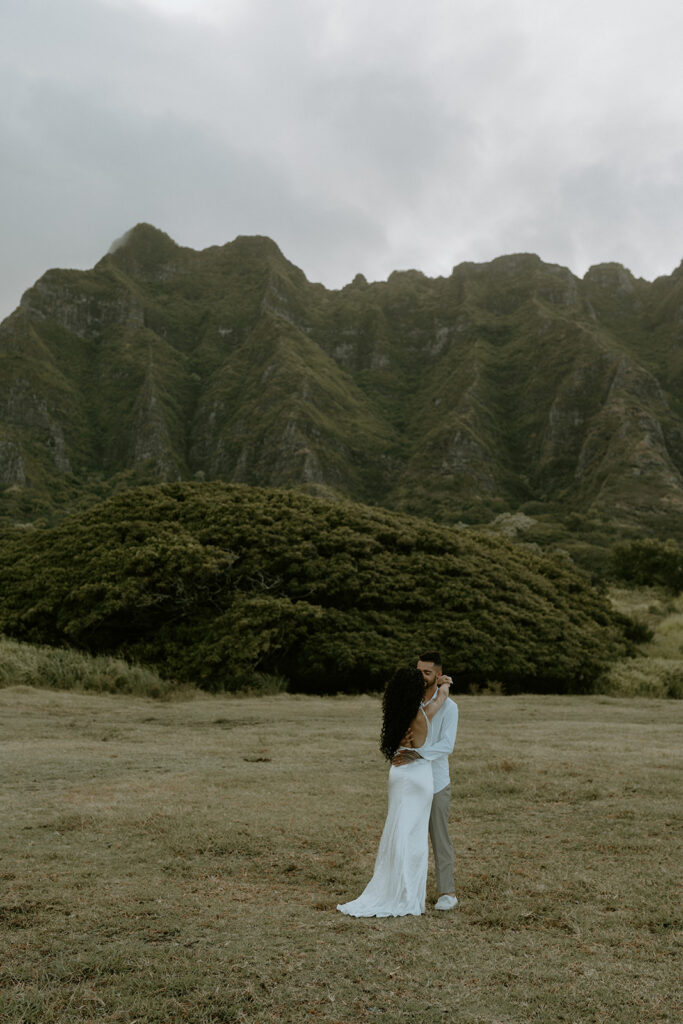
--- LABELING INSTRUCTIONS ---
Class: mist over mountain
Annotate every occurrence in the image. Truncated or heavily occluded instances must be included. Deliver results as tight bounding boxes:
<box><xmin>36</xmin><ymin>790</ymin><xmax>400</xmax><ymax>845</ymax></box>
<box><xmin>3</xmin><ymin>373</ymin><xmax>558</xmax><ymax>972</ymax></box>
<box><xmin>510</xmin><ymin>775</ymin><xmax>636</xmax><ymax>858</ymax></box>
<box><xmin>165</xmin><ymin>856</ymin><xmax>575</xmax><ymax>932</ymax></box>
<box><xmin>1</xmin><ymin>223</ymin><xmax>682</xmax><ymax>548</ymax></box>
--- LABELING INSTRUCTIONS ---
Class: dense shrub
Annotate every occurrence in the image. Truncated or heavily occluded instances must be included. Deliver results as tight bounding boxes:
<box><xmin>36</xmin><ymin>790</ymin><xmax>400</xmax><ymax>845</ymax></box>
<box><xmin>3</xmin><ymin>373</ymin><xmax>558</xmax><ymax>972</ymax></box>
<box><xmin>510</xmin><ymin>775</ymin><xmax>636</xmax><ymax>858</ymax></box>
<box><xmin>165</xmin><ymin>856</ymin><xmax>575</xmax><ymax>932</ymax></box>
<box><xmin>0</xmin><ymin>482</ymin><xmax>630</xmax><ymax>693</ymax></box>
<box><xmin>610</xmin><ymin>539</ymin><xmax>683</xmax><ymax>595</ymax></box>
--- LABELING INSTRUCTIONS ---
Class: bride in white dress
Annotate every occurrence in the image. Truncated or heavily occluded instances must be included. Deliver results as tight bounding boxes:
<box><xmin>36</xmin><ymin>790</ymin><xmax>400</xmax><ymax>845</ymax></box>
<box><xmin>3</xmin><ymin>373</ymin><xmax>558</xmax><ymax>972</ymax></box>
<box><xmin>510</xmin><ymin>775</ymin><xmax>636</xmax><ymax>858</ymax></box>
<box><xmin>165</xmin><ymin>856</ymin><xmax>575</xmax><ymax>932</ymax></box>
<box><xmin>337</xmin><ymin>668</ymin><xmax>452</xmax><ymax>918</ymax></box>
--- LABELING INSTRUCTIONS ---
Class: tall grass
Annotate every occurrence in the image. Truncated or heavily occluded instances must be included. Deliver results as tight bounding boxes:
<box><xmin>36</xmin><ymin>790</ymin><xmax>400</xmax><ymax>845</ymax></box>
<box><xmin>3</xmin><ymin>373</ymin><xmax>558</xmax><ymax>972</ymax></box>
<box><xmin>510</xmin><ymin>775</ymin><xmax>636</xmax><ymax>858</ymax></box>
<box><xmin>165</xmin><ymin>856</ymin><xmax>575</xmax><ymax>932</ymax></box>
<box><xmin>0</xmin><ymin>636</ymin><xmax>182</xmax><ymax>698</ymax></box>
<box><xmin>606</xmin><ymin>587</ymin><xmax>683</xmax><ymax>698</ymax></box>
<box><xmin>0</xmin><ymin>636</ymin><xmax>289</xmax><ymax>698</ymax></box>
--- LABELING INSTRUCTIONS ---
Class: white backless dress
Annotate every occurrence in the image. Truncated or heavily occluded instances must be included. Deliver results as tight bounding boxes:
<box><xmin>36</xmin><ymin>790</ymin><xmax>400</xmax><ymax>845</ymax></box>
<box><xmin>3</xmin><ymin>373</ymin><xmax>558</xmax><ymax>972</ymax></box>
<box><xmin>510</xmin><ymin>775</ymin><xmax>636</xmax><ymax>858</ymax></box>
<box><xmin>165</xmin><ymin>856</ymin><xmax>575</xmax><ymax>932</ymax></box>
<box><xmin>337</xmin><ymin>708</ymin><xmax>433</xmax><ymax>917</ymax></box>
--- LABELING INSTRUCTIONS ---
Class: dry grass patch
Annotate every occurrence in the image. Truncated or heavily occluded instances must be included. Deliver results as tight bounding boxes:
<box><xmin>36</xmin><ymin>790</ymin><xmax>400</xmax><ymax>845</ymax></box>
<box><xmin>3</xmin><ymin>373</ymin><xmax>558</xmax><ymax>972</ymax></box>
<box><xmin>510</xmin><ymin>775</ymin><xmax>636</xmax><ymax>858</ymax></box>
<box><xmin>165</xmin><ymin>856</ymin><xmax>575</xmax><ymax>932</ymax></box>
<box><xmin>1</xmin><ymin>687</ymin><xmax>681</xmax><ymax>1023</ymax></box>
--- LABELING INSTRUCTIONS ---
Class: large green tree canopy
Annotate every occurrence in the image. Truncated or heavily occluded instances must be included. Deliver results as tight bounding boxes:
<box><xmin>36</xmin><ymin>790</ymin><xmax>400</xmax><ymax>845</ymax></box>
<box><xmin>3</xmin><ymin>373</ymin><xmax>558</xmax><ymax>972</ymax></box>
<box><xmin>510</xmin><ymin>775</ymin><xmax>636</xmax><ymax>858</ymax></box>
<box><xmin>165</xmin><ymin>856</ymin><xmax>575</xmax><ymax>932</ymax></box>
<box><xmin>0</xmin><ymin>482</ymin><xmax>629</xmax><ymax>692</ymax></box>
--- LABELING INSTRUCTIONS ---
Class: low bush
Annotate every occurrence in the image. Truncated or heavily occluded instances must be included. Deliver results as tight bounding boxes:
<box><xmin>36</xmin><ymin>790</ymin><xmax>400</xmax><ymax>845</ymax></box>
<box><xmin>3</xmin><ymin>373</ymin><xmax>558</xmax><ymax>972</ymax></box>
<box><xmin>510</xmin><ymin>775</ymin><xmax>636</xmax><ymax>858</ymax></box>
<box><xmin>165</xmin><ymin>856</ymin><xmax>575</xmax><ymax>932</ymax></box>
<box><xmin>610</xmin><ymin>538</ymin><xmax>683</xmax><ymax>594</ymax></box>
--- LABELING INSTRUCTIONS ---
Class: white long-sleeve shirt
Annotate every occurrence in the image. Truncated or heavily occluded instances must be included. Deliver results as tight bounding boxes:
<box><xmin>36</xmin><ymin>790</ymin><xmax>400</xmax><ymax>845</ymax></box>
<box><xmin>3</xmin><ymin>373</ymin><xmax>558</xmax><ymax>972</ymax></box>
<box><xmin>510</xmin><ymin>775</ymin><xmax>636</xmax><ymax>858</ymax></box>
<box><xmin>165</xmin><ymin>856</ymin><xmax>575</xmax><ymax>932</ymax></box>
<box><xmin>417</xmin><ymin>697</ymin><xmax>459</xmax><ymax>794</ymax></box>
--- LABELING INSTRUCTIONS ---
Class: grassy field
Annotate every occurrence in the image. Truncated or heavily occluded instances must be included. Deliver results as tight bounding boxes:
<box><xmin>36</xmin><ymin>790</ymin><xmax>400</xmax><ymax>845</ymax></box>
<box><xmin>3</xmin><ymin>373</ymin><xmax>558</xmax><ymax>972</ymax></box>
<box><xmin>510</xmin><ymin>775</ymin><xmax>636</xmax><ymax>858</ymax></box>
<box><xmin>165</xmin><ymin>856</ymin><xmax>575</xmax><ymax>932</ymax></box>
<box><xmin>1</xmin><ymin>687</ymin><xmax>680</xmax><ymax>1024</ymax></box>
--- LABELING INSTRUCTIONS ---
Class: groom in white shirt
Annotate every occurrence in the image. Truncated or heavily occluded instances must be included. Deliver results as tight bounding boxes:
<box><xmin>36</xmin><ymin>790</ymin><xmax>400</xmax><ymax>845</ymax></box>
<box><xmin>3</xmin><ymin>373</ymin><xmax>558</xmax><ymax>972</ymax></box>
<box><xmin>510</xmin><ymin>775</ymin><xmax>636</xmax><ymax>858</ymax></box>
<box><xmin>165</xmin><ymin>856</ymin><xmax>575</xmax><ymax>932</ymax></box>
<box><xmin>392</xmin><ymin>651</ymin><xmax>459</xmax><ymax>911</ymax></box>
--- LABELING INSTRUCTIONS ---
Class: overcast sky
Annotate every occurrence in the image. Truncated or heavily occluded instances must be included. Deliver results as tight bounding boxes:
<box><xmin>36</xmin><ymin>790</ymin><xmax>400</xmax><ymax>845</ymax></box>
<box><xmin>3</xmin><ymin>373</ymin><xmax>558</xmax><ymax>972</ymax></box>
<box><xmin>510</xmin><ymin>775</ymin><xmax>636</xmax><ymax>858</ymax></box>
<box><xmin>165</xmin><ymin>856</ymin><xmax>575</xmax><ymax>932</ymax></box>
<box><xmin>2</xmin><ymin>0</ymin><xmax>682</xmax><ymax>321</ymax></box>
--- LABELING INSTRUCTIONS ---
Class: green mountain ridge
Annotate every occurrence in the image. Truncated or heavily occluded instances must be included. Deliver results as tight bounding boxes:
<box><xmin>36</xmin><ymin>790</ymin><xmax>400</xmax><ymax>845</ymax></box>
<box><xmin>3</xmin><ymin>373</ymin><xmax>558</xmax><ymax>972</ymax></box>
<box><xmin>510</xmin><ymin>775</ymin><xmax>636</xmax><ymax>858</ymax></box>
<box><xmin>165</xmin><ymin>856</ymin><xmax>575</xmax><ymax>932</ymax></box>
<box><xmin>1</xmin><ymin>223</ymin><xmax>682</xmax><ymax>541</ymax></box>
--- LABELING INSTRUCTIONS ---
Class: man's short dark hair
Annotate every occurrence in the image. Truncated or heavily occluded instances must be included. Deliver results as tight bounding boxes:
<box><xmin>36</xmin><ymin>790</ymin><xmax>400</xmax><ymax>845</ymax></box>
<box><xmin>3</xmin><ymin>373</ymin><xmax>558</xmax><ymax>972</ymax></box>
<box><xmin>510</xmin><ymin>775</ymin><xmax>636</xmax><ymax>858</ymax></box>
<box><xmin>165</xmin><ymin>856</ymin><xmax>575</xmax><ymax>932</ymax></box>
<box><xmin>419</xmin><ymin>650</ymin><xmax>442</xmax><ymax>667</ymax></box>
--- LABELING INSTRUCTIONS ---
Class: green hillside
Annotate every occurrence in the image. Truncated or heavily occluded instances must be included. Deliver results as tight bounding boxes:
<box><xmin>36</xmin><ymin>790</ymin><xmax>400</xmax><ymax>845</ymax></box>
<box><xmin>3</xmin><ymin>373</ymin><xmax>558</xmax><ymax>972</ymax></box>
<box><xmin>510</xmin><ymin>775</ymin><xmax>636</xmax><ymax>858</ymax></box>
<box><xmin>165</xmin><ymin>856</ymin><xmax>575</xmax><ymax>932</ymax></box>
<box><xmin>0</xmin><ymin>482</ymin><xmax>631</xmax><ymax>694</ymax></box>
<box><xmin>1</xmin><ymin>224</ymin><xmax>682</xmax><ymax>556</ymax></box>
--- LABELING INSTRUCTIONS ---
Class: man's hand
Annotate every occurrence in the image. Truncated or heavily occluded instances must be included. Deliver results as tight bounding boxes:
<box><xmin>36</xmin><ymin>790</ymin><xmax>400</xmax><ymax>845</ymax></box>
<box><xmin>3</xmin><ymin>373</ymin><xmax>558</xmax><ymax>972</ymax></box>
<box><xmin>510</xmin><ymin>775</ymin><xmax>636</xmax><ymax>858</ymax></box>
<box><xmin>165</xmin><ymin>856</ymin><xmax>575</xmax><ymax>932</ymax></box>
<box><xmin>391</xmin><ymin>749</ymin><xmax>421</xmax><ymax>767</ymax></box>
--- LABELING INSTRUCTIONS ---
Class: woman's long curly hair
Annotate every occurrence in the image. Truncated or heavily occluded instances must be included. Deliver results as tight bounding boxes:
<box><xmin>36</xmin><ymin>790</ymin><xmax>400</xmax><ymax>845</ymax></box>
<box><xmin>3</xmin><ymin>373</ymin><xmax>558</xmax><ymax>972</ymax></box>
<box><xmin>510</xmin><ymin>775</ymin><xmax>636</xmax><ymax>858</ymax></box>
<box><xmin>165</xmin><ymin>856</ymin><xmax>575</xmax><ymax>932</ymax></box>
<box><xmin>379</xmin><ymin>668</ymin><xmax>425</xmax><ymax>761</ymax></box>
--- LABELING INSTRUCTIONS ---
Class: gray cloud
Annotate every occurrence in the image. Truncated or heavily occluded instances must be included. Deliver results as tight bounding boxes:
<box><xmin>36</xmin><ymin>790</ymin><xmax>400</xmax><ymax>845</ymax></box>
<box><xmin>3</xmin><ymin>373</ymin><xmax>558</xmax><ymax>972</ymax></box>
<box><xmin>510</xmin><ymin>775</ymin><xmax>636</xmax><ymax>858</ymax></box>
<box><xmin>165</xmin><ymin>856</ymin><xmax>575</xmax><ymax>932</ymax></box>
<box><xmin>1</xmin><ymin>0</ymin><xmax>682</xmax><ymax>321</ymax></box>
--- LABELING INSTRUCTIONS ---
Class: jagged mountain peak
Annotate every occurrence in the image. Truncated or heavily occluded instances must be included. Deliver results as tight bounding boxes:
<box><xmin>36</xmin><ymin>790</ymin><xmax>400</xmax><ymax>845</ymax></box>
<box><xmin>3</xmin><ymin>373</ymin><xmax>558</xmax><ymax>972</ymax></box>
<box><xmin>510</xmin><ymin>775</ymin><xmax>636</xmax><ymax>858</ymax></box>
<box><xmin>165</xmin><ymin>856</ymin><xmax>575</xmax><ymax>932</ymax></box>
<box><xmin>104</xmin><ymin>223</ymin><xmax>187</xmax><ymax>279</ymax></box>
<box><xmin>101</xmin><ymin>225</ymin><xmax>310</xmax><ymax>294</ymax></box>
<box><xmin>227</xmin><ymin>234</ymin><xmax>287</xmax><ymax>260</ymax></box>
<box><xmin>452</xmin><ymin>252</ymin><xmax>565</xmax><ymax>278</ymax></box>
<box><xmin>108</xmin><ymin>222</ymin><xmax>177</xmax><ymax>253</ymax></box>
<box><xmin>1</xmin><ymin>230</ymin><xmax>682</xmax><ymax>546</ymax></box>
<box><xmin>487</xmin><ymin>252</ymin><xmax>546</xmax><ymax>273</ymax></box>
<box><xmin>583</xmin><ymin>262</ymin><xmax>641</xmax><ymax>292</ymax></box>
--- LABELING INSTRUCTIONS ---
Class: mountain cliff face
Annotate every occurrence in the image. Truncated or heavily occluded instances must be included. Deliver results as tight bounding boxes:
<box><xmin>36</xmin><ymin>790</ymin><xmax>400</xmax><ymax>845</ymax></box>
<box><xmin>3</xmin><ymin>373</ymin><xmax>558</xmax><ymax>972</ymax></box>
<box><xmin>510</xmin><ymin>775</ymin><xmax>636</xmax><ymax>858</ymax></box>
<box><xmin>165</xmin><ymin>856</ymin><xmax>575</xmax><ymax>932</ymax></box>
<box><xmin>1</xmin><ymin>223</ymin><xmax>682</xmax><ymax>537</ymax></box>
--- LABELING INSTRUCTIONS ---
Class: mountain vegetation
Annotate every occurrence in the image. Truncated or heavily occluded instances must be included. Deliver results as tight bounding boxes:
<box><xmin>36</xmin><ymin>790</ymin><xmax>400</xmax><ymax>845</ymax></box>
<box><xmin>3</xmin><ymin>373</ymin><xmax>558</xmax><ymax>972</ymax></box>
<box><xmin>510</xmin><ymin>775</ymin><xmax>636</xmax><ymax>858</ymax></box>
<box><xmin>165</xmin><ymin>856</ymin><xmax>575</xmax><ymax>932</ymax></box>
<box><xmin>1</xmin><ymin>226</ymin><xmax>681</xmax><ymax>696</ymax></box>
<box><xmin>1</xmin><ymin>223</ymin><xmax>682</xmax><ymax>558</ymax></box>
<box><xmin>0</xmin><ymin>482</ymin><xmax>632</xmax><ymax>694</ymax></box>
<box><xmin>610</xmin><ymin>538</ymin><xmax>683</xmax><ymax>593</ymax></box>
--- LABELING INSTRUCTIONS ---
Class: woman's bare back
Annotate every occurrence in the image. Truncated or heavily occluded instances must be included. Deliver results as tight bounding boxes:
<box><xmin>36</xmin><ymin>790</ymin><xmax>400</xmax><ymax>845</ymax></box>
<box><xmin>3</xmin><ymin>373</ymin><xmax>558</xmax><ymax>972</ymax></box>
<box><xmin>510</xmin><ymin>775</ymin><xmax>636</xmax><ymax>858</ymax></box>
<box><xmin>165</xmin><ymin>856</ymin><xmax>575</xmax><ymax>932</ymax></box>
<box><xmin>407</xmin><ymin>680</ymin><xmax>451</xmax><ymax>748</ymax></box>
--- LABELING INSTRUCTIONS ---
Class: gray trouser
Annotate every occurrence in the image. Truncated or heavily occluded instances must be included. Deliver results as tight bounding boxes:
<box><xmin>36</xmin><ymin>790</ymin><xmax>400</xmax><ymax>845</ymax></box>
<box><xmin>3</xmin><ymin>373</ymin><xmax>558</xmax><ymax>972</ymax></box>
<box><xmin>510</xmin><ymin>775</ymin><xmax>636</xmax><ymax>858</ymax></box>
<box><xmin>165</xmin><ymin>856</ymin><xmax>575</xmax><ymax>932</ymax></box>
<box><xmin>429</xmin><ymin>784</ymin><xmax>454</xmax><ymax>894</ymax></box>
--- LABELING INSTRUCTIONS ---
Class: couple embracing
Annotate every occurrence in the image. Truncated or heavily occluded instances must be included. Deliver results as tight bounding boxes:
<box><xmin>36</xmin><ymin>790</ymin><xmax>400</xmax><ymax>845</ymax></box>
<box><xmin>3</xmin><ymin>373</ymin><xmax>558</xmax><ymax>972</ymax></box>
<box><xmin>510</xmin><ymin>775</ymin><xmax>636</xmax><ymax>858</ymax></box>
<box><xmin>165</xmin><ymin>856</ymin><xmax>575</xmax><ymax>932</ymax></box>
<box><xmin>338</xmin><ymin>651</ymin><xmax>459</xmax><ymax>918</ymax></box>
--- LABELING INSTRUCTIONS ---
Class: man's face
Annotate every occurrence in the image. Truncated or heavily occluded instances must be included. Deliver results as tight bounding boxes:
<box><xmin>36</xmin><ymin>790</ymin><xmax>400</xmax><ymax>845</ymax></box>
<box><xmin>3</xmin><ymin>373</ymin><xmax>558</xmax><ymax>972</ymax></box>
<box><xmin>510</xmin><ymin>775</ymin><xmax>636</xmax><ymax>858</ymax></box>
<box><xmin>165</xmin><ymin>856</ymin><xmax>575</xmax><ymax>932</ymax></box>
<box><xmin>417</xmin><ymin>660</ymin><xmax>441</xmax><ymax>689</ymax></box>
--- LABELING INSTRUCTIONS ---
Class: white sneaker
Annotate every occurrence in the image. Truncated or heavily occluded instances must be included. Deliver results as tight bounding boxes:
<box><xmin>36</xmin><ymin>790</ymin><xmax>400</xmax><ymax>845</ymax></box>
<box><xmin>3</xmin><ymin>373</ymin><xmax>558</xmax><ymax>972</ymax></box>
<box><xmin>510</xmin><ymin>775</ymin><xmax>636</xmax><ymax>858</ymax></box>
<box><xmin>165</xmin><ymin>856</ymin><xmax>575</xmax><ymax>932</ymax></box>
<box><xmin>434</xmin><ymin>894</ymin><xmax>458</xmax><ymax>911</ymax></box>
